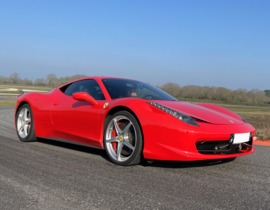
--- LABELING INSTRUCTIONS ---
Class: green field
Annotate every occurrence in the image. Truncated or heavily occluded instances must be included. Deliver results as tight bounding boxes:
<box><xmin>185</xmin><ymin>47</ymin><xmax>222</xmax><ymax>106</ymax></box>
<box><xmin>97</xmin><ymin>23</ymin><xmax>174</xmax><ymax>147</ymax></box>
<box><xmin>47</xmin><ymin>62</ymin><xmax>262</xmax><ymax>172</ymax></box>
<box><xmin>0</xmin><ymin>100</ymin><xmax>16</xmax><ymax>106</ymax></box>
<box><xmin>222</xmin><ymin>104</ymin><xmax>270</xmax><ymax>140</ymax></box>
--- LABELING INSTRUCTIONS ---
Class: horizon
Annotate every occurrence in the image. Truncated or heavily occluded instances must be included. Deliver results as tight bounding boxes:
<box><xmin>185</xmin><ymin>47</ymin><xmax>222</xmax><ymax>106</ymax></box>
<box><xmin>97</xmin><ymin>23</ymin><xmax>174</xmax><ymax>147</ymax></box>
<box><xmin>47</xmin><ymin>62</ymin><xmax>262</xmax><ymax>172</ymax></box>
<box><xmin>0</xmin><ymin>0</ymin><xmax>269</xmax><ymax>90</ymax></box>
<box><xmin>0</xmin><ymin>72</ymin><xmax>269</xmax><ymax>92</ymax></box>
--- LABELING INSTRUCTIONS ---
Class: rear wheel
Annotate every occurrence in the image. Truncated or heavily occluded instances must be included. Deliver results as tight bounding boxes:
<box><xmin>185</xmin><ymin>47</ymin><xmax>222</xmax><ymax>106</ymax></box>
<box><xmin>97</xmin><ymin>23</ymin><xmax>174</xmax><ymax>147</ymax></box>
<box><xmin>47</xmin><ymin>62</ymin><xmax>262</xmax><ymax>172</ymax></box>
<box><xmin>104</xmin><ymin>111</ymin><xmax>143</xmax><ymax>166</ymax></box>
<box><xmin>16</xmin><ymin>104</ymin><xmax>36</xmax><ymax>142</ymax></box>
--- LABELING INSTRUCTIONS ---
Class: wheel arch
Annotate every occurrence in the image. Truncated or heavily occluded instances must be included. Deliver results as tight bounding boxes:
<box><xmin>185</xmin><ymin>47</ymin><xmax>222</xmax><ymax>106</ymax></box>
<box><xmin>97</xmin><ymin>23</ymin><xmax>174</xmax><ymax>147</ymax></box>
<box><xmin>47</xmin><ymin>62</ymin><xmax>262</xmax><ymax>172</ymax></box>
<box><xmin>15</xmin><ymin>100</ymin><xmax>37</xmax><ymax>129</ymax></box>
<box><xmin>16</xmin><ymin>101</ymin><xmax>30</xmax><ymax>113</ymax></box>
<box><xmin>103</xmin><ymin>106</ymin><xmax>144</xmax><ymax>148</ymax></box>
<box><xmin>15</xmin><ymin>101</ymin><xmax>32</xmax><ymax>123</ymax></box>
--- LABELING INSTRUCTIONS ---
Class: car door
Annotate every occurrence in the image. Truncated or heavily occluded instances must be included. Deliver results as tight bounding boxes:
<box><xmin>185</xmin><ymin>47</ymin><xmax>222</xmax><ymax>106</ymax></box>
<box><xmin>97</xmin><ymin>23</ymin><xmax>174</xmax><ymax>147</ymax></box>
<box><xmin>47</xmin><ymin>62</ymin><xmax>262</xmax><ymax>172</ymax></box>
<box><xmin>51</xmin><ymin>79</ymin><xmax>105</xmax><ymax>147</ymax></box>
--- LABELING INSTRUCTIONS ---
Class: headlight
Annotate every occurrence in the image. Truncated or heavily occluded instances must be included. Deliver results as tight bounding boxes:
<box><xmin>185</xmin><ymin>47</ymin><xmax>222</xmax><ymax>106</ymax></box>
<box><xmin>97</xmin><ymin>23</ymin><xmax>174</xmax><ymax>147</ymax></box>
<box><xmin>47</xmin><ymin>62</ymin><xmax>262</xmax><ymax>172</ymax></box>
<box><xmin>239</xmin><ymin>115</ymin><xmax>248</xmax><ymax>123</ymax></box>
<box><xmin>148</xmin><ymin>102</ymin><xmax>199</xmax><ymax>126</ymax></box>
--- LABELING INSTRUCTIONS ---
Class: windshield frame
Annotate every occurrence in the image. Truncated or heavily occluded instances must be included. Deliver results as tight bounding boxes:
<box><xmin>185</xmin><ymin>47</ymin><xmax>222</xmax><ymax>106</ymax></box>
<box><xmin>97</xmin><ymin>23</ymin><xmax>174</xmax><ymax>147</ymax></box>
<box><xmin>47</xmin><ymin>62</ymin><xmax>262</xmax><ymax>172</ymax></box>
<box><xmin>102</xmin><ymin>78</ymin><xmax>177</xmax><ymax>101</ymax></box>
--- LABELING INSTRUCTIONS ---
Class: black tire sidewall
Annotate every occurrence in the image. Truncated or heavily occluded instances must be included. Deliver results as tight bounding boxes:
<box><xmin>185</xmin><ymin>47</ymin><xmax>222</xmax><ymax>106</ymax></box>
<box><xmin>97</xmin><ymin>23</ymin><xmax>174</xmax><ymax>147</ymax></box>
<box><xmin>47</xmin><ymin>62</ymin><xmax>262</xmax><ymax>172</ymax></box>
<box><xmin>104</xmin><ymin>111</ymin><xmax>143</xmax><ymax>166</ymax></box>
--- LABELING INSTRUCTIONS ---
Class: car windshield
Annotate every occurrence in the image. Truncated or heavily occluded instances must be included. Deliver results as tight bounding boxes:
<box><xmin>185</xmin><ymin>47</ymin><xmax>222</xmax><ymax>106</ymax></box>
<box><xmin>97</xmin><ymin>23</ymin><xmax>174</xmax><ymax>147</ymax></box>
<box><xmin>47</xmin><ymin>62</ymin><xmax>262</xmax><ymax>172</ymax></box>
<box><xmin>102</xmin><ymin>78</ymin><xmax>177</xmax><ymax>100</ymax></box>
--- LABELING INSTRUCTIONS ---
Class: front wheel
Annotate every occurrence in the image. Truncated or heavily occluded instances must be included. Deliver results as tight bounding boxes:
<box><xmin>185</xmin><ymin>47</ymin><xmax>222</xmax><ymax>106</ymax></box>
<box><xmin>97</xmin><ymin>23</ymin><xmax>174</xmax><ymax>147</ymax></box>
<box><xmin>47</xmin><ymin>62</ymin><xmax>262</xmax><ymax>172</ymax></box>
<box><xmin>104</xmin><ymin>111</ymin><xmax>143</xmax><ymax>166</ymax></box>
<box><xmin>16</xmin><ymin>104</ymin><xmax>36</xmax><ymax>142</ymax></box>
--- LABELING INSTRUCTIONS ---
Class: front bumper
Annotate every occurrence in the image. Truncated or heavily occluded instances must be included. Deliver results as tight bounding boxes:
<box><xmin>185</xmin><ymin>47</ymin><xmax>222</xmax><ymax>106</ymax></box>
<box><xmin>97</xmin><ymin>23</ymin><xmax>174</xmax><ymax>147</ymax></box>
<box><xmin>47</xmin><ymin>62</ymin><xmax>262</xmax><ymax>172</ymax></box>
<box><xmin>143</xmin><ymin>122</ymin><xmax>255</xmax><ymax>161</ymax></box>
<box><xmin>196</xmin><ymin>137</ymin><xmax>253</xmax><ymax>155</ymax></box>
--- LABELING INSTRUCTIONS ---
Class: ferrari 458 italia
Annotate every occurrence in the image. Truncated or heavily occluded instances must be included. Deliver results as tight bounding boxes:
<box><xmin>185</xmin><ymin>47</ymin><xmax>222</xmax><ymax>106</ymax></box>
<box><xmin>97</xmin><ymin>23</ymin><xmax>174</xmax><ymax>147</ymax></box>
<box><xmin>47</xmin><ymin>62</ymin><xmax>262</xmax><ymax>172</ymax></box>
<box><xmin>15</xmin><ymin>77</ymin><xmax>255</xmax><ymax>165</ymax></box>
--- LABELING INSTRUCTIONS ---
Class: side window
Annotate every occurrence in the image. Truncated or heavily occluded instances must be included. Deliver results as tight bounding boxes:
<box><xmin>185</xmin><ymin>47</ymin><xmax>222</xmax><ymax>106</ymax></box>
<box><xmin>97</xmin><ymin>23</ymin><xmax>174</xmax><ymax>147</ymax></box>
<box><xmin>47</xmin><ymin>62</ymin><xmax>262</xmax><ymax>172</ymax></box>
<box><xmin>60</xmin><ymin>80</ymin><xmax>105</xmax><ymax>100</ymax></box>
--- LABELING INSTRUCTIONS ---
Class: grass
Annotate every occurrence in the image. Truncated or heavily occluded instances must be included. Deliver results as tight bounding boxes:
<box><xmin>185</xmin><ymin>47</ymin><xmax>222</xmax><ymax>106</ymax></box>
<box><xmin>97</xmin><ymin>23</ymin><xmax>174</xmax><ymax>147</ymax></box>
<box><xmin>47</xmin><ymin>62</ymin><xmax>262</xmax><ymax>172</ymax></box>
<box><xmin>0</xmin><ymin>84</ymin><xmax>51</xmax><ymax>91</ymax></box>
<box><xmin>0</xmin><ymin>101</ymin><xmax>16</xmax><ymax>106</ymax></box>
<box><xmin>0</xmin><ymin>95</ymin><xmax>17</xmax><ymax>106</ymax></box>
<box><xmin>218</xmin><ymin>104</ymin><xmax>270</xmax><ymax>140</ymax></box>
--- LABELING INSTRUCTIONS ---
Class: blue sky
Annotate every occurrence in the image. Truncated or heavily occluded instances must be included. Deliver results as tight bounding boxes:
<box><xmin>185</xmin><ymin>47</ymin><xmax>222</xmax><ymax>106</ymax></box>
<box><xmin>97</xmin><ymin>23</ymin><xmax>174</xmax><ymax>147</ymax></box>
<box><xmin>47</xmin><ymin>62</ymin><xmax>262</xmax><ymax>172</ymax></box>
<box><xmin>0</xmin><ymin>0</ymin><xmax>269</xmax><ymax>90</ymax></box>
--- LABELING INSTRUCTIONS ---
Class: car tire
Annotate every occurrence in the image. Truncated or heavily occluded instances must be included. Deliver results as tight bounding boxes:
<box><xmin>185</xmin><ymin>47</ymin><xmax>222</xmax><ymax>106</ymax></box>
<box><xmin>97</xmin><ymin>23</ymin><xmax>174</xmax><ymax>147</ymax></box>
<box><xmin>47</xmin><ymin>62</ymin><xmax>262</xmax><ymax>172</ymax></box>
<box><xmin>16</xmin><ymin>103</ymin><xmax>37</xmax><ymax>142</ymax></box>
<box><xmin>104</xmin><ymin>111</ymin><xmax>143</xmax><ymax>166</ymax></box>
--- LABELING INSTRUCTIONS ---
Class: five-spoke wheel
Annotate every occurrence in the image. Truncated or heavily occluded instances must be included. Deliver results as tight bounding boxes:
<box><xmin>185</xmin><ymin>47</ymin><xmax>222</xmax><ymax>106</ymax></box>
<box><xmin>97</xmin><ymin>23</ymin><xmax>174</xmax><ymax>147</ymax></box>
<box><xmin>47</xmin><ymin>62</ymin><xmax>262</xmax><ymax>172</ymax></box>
<box><xmin>16</xmin><ymin>104</ymin><xmax>36</xmax><ymax>142</ymax></box>
<box><xmin>104</xmin><ymin>111</ymin><xmax>143</xmax><ymax>166</ymax></box>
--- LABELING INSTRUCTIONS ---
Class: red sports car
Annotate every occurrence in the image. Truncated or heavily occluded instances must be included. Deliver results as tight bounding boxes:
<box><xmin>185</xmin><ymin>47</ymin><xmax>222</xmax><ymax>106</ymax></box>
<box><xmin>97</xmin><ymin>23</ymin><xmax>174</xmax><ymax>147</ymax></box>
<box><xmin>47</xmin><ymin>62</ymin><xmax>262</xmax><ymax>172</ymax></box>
<box><xmin>15</xmin><ymin>77</ymin><xmax>255</xmax><ymax>165</ymax></box>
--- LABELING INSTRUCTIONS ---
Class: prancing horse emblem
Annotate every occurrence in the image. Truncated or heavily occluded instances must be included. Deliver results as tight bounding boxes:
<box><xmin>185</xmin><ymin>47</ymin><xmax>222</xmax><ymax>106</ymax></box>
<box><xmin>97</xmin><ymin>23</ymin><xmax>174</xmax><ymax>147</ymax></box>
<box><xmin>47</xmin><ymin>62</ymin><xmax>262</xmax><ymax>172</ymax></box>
<box><xmin>103</xmin><ymin>102</ymin><xmax>109</xmax><ymax>109</ymax></box>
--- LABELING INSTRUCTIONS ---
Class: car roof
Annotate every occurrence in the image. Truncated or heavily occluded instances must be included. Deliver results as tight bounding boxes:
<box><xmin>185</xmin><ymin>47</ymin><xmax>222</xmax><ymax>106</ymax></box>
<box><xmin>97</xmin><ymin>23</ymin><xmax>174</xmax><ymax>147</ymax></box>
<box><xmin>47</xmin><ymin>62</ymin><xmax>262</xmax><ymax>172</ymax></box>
<box><xmin>58</xmin><ymin>76</ymin><xmax>136</xmax><ymax>89</ymax></box>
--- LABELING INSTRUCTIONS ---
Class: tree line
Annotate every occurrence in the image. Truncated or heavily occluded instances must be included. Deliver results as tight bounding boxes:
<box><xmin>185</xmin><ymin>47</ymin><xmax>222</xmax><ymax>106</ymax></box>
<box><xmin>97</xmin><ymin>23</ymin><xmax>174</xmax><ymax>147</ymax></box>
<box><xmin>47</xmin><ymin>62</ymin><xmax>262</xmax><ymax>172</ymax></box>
<box><xmin>0</xmin><ymin>73</ymin><xmax>85</xmax><ymax>87</ymax></box>
<box><xmin>1</xmin><ymin>73</ymin><xmax>269</xmax><ymax>105</ymax></box>
<box><xmin>160</xmin><ymin>82</ymin><xmax>270</xmax><ymax>105</ymax></box>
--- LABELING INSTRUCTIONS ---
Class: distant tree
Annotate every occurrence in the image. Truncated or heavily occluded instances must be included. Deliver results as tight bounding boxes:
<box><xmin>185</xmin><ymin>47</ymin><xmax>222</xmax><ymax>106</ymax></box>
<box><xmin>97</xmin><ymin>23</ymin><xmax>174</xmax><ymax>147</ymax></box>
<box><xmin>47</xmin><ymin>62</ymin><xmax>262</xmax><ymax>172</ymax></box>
<box><xmin>160</xmin><ymin>83</ymin><xmax>270</xmax><ymax>105</ymax></box>
<box><xmin>0</xmin><ymin>76</ymin><xmax>9</xmax><ymax>84</ymax></box>
<box><xmin>56</xmin><ymin>74</ymin><xmax>86</xmax><ymax>86</ymax></box>
<box><xmin>265</xmin><ymin>90</ymin><xmax>270</xmax><ymax>97</ymax></box>
<box><xmin>70</xmin><ymin>74</ymin><xmax>86</xmax><ymax>80</ymax></box>
<box><xmin>181</xmin><ymin>85</ymin><xmax>198</xmax><ymax>99</ymax></box>
<box><xmin>160</xmin><ymin>83</ymin><xmax>182</xmax><ymax>98</ymax></box>
<box><xmin>216</xmin><ymin>87</ymin><xmax>231</xmax><ymax>101</ymax></box>
<box><xmin>22</xmin><ymin>78</ymin><xmax>33</xmax><ymax>86</ymax></box>
<box><xmin>9</xmin><ymin>73</ymin><xmax>21</xmax><ymax>84</ymax></box>
<box><xmin>35</xmin><ymin>78</ymin><xmax>46</xmax><ymax>86</ymax></box>
<box><xmin>47</xmin><ymin>74</ymin><xmax>58</xmax><ymax>87</ymax></box>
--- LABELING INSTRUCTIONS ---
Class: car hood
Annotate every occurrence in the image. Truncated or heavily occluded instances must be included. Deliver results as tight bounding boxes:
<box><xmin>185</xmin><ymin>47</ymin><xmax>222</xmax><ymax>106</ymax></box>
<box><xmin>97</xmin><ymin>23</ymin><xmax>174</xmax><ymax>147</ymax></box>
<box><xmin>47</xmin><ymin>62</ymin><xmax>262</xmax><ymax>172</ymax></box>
<box><xmin>151</xmin><ymin>101</ymin><xmax>244</xmax><ymax>125</ymax></box>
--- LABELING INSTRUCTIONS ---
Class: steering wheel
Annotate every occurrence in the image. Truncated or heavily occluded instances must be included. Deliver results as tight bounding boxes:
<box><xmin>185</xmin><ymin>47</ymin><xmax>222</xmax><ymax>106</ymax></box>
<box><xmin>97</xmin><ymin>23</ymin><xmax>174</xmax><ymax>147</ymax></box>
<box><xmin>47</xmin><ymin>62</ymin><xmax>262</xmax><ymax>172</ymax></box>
<box><xmin>143</xmin><ymin>94</ymin><xmax>155</xmax><ymax>99</ymax></box>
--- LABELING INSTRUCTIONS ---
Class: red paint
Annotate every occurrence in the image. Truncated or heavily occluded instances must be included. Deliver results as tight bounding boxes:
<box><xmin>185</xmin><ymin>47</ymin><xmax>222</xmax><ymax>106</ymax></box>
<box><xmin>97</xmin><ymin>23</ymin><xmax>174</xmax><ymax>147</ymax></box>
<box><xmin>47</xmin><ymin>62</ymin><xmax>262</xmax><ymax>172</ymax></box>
<box><xmin>15</xmin><ymin>77</ymin><xmax>256</xmax><ymax>161</ymax></box>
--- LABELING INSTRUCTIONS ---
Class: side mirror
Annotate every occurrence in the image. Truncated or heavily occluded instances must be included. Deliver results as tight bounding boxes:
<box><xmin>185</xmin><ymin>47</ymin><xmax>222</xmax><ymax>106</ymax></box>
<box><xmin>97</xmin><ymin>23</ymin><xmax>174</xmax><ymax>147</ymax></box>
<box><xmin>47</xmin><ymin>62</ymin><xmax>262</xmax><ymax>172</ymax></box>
<box><xmin>72</xmin><ymin>92</ymin><xmax>98</xmax><ymax>105</ymax></box>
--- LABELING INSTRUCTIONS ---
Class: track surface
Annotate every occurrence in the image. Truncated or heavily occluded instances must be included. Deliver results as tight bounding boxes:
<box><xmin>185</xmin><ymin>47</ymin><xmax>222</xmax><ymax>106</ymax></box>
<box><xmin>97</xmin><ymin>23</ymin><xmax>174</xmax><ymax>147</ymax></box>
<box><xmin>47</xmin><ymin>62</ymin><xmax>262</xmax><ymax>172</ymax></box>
<box><xmin>0</xmin><ymin>107</ymin><xmax>269</xmax><ymax>210</ymax></box>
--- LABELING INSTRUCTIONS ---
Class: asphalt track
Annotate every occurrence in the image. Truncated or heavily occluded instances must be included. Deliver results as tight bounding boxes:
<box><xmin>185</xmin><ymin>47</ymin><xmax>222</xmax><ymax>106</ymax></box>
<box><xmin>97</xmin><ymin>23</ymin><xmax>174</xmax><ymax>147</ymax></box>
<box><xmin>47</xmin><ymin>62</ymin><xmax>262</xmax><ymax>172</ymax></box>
<box><xmin>0</xmin><ymin>107</ymin><xmax>269</xmax><ymax>210</ymax></box>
